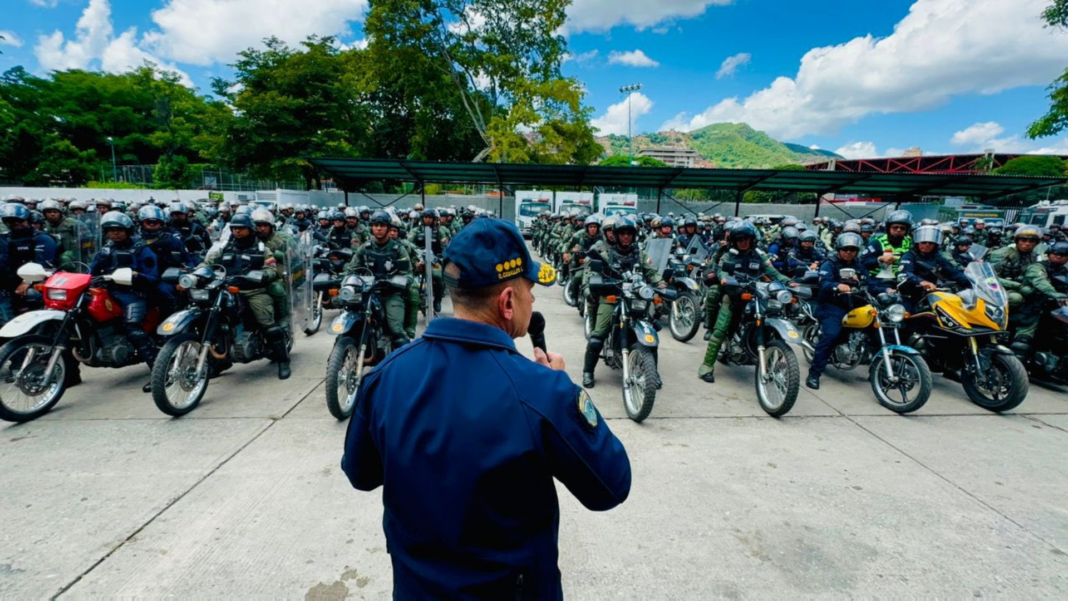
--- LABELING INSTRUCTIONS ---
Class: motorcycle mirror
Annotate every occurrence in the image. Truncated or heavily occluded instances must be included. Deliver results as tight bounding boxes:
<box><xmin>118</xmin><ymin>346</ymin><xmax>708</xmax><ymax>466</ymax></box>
<box><xmin>16</xmin><ymin>262</ymin><xmax>49</xmax><ymax>283</ymax></box>
<box><xmin>109</xmin><ymin>267</ymin><xmax>135</xmax><ymax>286</ymax></box>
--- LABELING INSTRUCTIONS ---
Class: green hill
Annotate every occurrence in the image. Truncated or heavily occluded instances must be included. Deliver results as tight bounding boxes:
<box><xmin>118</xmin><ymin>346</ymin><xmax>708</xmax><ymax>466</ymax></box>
<box><xmin>598</xmin><ymin>123</ymin><xmax>841</xmax><ymax>168</ymax></box>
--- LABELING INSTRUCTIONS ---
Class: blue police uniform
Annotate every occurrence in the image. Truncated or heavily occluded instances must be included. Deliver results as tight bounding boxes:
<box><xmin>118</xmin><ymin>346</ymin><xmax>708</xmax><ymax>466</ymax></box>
<box><xmin>89</xmin><ymin>237</ymin><xmax>160</xmax><ymax>365</ymax></box>
<box><xmin>809</xmin><ymin>256</ymin><xmax>869</xmax><ymax>379</ymax></box>
<box><xmin>899</xmin><ymin>249</ymin><xmax>971</xmax><ymax>313</ymax></box>
<box><xmin>342</xmin><ymin>218</ymin><xmax>631</xmax><ymax>600</ymax></box>
<box><xmin>0</xmin><ymin>229</ymin><xmax>58</xmax><ymax>324</ymax></box>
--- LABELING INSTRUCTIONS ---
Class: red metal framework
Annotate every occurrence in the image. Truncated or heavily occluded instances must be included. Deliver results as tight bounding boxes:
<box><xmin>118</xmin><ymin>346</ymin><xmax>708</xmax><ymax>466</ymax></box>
<box><xmin>806</xmin><ymin>153</ymin><xmax>1068</xmax><ymax>175</ymax></box>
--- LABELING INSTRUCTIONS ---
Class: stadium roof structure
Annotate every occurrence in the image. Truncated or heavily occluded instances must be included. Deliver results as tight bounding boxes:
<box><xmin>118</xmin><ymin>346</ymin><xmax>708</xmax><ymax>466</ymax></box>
<box><xmin>308</xmin><ymin>157</ymin><xmax>1067</xmax><ymax>213</ymax></box>
<box><xmin>805</xmin><ymin>153</ymin><xmax>1068</xmax><ymax>175</ymax></box>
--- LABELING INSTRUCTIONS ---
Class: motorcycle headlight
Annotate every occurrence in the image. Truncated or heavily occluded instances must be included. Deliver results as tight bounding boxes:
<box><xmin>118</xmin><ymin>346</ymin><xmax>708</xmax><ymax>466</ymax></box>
<box><xmin>339</xmin><ymin>286</ymin><xmax>360</xmax><ymax>303</ymax></box>
<box><xmin>775</xmin><ymin>290</ymin><xmax>793</xmax><ymax>305</ymax></box>
<box><xmin>189</xmin><ymin>288</ymin><xmax>211</xmax><ymax>302</ymax></box>
<box><xmin>885</xmin><ymin>304</ymin><xmax>907</xmax><ymax>323</ymax></box>
<box><xmin>46</xmin><ymin>288</ymin><xmax>67</xmax><ymax>301</ymax></box>
<box><xmin>178</xmin><ymin>274</ymin><xmax>198</xmax><ymax>289</ymax></box>
<box><xmin>630</xmin><ymin>299</ymin><xmax>648</xmax><ymax>313</ymax></box>
<box><xmin>639</xmin><ymin>285</ymin><xmax>655</xmax><ymax>300</ymax></box>
<box><xmin>985</xmin><ymin>304</ymin><xmax>1005</xmax><ymax>325</ymax></box>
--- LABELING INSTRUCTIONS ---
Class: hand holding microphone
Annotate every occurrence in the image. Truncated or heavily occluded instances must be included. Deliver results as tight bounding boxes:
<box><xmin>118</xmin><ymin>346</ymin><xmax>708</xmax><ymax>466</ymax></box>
<box><xmin>529</xmin><ymin>311</ymin><xmax>565</xmax><ymax>371</ymax></box>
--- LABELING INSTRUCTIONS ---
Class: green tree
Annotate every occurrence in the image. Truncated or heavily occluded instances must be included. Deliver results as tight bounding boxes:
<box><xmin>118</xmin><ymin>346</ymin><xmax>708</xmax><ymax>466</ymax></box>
<box><xmin>599</xmin><ymin>154</ymin><xmax>668</xmax><ymax>167</ymax></box>
<box><xmin>1029</xmin><ymin>1</ymin><xmax>1068</xmax><ymax>138</ymax></box>
<box><xmin>994</xmin><ymin>155</ymin><xmax>1068</xmax><ymax>177</ymax></box>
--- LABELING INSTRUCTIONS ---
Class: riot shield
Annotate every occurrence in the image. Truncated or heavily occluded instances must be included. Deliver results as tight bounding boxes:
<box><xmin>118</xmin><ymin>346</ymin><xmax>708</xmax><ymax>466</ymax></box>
<box><xmin>71</xmin><ymin>213</ymin><xmax>101</xmax><ymax>273</ymax></box>
<box><xmin>644</xmin><ymin>238</ymin><xmax>674</xmax><ymax>274</ymax></box>
<box><xmin>423</xmin><ymin>225</ymin><xmax>435</xmax><ymax>322</ymax></box>
<box><xmin>285</xmin><ymin>229</ymin><xmax>316</xmax><ymax>335</ymax></box>
<box><xmin>689</xmin><ymin>242</ymin><xmax>710</xmax><ymax>264</ymax></box>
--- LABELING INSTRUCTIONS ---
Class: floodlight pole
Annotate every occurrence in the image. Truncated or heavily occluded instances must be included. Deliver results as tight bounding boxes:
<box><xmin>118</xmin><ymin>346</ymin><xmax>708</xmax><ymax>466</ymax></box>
<box><xmin>619</xmin><ymin>84</ymin><xmax>643</xmax><ymax>165</ymax></box>
<box><xmin>107</xmin><ymin>136</ymin><xmax>117</xmax><ymax>182</ymax></box>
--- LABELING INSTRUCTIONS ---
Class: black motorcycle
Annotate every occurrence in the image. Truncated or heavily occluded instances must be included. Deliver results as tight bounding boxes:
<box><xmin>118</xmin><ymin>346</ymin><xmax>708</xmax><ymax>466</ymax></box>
<box><xmin>151</xmin><ymin>266</ymin><xmax>292</xmax><ymax>416</ymax></box>
<box><xmin>587</xmin><ymin>256</ymin><xmax>677</xmax><ymax>423</ymax></box>
<box><xmin>324</xmin><ymin>268</ymin><xmax>409</xmax><ymax>420</ymax></box>
<box><xmin>310</xmin><ymin>245</ymin><xmax>353</xmax><ymax>317</ymax></box>
<box><xmin>717</xmin><ymin>261</ymin><xmax>806</xmax><ymax>417</ymax></box>
<box><xmin>663</xmin><ymin>247</ymin><xmax>705</xmax><ymax>342</ymax></box>
<box><xmin>1024</xmin><ymin>297</ymin><xmax>1068</xmax><ymax>384</ymax></box>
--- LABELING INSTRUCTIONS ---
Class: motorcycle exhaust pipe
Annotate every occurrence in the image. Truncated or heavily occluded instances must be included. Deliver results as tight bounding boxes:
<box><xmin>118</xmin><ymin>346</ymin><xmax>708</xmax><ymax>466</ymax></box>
<box><xmin>209</xmin><ymin>343</ymin><xmax>228</xmax><ymax>360</ymax></box>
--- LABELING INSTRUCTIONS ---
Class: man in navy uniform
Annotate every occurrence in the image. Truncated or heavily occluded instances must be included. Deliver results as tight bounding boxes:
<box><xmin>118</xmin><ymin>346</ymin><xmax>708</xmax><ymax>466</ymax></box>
<box><xmin>342</xmin><ymin>218</ymin><xmax>631</xmax><ymax>600</ymax></box>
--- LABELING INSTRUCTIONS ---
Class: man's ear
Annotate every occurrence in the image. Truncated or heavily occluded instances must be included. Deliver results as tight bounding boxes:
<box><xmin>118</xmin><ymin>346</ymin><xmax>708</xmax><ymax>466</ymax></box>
<box><xmin>498</xmin><ymin>285</ymin><xmax>516</xmax><ymax>320</ymax></box>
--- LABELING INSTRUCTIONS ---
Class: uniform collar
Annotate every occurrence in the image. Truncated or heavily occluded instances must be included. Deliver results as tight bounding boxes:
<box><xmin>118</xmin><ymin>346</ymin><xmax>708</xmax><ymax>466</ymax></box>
<box><xmin>422</xmin><ymin>317</ymin><xmax>517</xmax><ymax>352</ymax></box>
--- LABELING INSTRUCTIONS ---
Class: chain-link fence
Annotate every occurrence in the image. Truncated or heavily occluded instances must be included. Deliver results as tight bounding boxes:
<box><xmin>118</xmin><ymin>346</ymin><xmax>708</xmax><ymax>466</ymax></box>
<box><xmin>117</xmin><ymin>165</ymin><xmax>304</xmax><ymax>191</ymax></box>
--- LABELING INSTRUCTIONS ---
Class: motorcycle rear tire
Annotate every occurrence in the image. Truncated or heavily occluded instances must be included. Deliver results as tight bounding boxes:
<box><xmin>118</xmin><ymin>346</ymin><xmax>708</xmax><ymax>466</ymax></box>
<box><xmin>563</xmin><ymin>279</ymin><xmax>577</xmax><ymax>307</ymax></box>
<box><xmin>304</xmin><ymin>292</ymin><xmax>324</xmax><ymax>336</ymax></box>
<box><xmin>668</xmin><ymin>292</ymin><xmax>701</xmax><ymax>343</ymax></box>
<box><xmin>962</xmin><ymin>352</ymin><xmax>1028</xmax><ymax>413</ymax></box>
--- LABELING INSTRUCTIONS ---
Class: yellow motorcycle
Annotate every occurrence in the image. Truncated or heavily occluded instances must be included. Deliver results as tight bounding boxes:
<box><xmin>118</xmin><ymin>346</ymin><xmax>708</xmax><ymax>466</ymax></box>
<box><xmin>904</xmin><ymin>251</ymin><xmax>1028</xmax><ymax>412</ymax></box>
<box><xmin>802</xmin><ymin>269</ymin><xmax>933</xmax><ymax>414</ymax></box>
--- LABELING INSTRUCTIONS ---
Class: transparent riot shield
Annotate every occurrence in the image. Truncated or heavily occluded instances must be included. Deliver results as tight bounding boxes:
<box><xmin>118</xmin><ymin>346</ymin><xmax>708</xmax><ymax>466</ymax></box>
<box><xmin>689</xmin><ymin>242</ymin><xmax>710</xmax><ymax>264</ymax></box>
<box><xmin>285</xmin><ymin>229</ymin><xmax>316</xmax><ymax>336</ymax></box>
<box><xmin>644</xmin><ymin>238</ymin><xmax>674</xmax><ymax>274</ymax></box>
<box><xmin>71</xmin><ymin>212</ymin><xmax>101</xmax><ymax>273</ymax></box>
<box><xmin>423</xmin><ymin>225</ymin><xmax>435</xmax><ymax>322</ymax></box>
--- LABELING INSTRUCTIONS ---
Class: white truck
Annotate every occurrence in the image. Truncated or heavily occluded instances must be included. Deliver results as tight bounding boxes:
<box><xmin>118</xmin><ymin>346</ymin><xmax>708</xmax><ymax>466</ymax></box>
<box><xmin>554</xmin><ymin>191</ymin><xmax>595</xmax><ymax>217</ymax></box>
<box><xmin>515</xmin><ymin>190</ymin><xmax>554</xmax><ymax>237</ymax></box>
<box><xmin>598</xmin><ymin>193</ymin><xmax>639</xmax><ymax>220</ymax></box>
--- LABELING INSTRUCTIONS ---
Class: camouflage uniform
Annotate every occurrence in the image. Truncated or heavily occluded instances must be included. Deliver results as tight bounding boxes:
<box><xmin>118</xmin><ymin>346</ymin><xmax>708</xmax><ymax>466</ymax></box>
<box><xmin>990</xmin><ymin>245</ymin><xmax>1040</xmax><ymax>340</ymax></box>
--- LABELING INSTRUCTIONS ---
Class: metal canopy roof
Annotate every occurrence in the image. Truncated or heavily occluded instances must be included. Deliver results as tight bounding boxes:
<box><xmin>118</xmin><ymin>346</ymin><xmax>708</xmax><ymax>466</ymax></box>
<box><xmin>308</xmin><ymin>158</ymin><xmax>1066</xmax><ymax>201</ymax></box>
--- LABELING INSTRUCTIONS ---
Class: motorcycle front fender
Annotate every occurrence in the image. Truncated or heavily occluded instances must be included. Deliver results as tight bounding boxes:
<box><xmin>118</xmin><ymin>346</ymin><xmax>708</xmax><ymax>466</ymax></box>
<box><xmin>872</xmin><ymin>344</ymin><xmax>922</xmax><ymax>360</ymax></box>
<box><xmin>329</xmin><ymin>311</ymin><xmax>361</xmax><ymax>336</ymax></box>
<box><xmin>630</xmin><ymin>320</ymin><xmax>660</xmax><ymax>347</ymax></box>
<box><xmin>674</xmin><ymin>277</ymin><xmax>700</xmax><ymax>292</ymax></box>
<box><xmin>979</xmin><ymin>344</ymin><xmax>1016</xmax><ymax>357</ymax></box>
<box><xmin>764</xmin><ymin>318</ymin><xmax>804</xmax><ymax>346</ymax></box>
<box><xmin>157</xmin><ymin>309</ymin><xmax>202</xmax><ymax>336</ymax></box>
<box><xmin>0</xmin><ymin>309</ymin><xmax>65</xmax><ymax>338</ymax></box>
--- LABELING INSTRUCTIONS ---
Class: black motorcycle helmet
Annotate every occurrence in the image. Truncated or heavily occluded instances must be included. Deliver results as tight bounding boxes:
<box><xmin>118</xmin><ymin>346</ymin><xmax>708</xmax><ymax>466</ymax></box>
<box><xmin>614</xmin><ymin>216</ymin><xmax>638</xmax><ymax>240</ymax></box>
<box><xmin>835</xmin><ymin>232</ymin><xmax>863</xmax><ymax>252</ymax></box>
<box><xmin>781</xmin><ymin>226</ymin><xmax>799</xmax><ymax>241</ymax></box>
<box><xmin>885</xmin><ymin>210</ymin><xmax>914</xmax><ymax>233</ymax></box>
<box><xmin>1049</xmin><ymin>242</ymin><xmax>1068</xmax><ymax>257</ymax></box>
<box><xmin>369</xmin><ymin>210</ymin><xmax>391</xmax><ymax>226</ymax></box>
<box><xmin>229</xmin><ymin>213</ymin><xmax>255</xmax><ymax>230</ymax></box>
<box><xmin>729</xmin><ymin>222</ymin><xmax>758</xmax><ymax>244</ymax></box>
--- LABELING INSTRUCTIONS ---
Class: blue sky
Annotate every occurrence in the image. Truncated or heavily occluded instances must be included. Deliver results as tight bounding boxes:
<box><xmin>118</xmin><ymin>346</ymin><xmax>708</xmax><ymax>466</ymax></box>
<box><xmin>4</xmin><ymin>0</ymin><xmax>1068</xmax><ymax>159</ymax></box>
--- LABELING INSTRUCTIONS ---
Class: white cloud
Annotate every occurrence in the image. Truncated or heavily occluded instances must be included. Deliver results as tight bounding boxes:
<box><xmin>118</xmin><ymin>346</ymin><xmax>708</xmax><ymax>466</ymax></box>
<box><xmin>565</xmin><ymin>0</ymin><xmax>731</xmax><ymax>33</ymax></box>
<box><xmin>607</xmin><ymin>49</ymin><xmax>659</xmax><ymax>68</ymax></box>
<box><xmin>835</xmin><ymin>141</ymin><xmax>879</xmax><ymax>159</ymax></box>
<box><xmin>337</xmin><ymin>38</ymin><xmax>369</xmax><ymax>51</ymax></box>
<box><xmin>809</xmin><ymin>144</ymin><xmax>820</xmax><ymax>150</ymax></box>
<box><xmin>0</xmin><ymin>31</ymin><xmax>24</xmax><ymax>48</ymax></box>
<box><xmin>563</xmin><ymin>49</ymin><xmax>599</xmax><ymax>64</ymax></box>
<box><xmin>884</xmin><ymin>147</ymin><xmax>907</xmax><ymax>157</ymax></box>
<box><xmin>715</xmin><ymin>52</ymin><xmax>750</xmax><ymax>79</ymax></box>
<box><xmin>951</xmin><ymin>122</ymin><xmax>1004</xmax><ymax>146</ymax></box>
<box><xmin>34</xmin><ymin>0</ymin><xmax>192</xmax><ymax>86</ymax></box>
<box><xmin>144</xmin><ymin>0</ymin><xmax>369</xmax><ymax>66</ymax></box>
<box><xmin>662</xmin><ymin>0</ymin><xmax>1068</xmax><ymax>139</ymax></box>
<box><xmin>592</xmin><ymin>92</ymin><xmax>653</xmax><ymax>136</ymax></box>
<box><xmin>31</xmin><ymin>0</ymin><xmax>60</xmax><ymax>7</ymax></box>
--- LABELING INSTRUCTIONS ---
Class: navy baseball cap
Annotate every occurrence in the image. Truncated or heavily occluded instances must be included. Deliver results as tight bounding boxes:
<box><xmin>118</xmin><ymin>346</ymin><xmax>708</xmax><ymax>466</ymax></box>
<box><xmin>443</xmin><ymin>218</ymin><xmax>556</xmax><ymax>288</ymax></box>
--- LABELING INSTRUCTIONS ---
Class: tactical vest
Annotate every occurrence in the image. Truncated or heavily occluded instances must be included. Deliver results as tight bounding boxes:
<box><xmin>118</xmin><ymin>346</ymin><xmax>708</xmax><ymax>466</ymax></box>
<box><xmin>723</xmin><ymin>249</ymin><xmax>767</xmax><ymax>279</ymax></box>
<box><xmin>413</xmin><ymin>227</ymin><xmax>443</xmax><ymax>255</ymax></box>
<box><xmin>870</xmin><ymin>234</ymin><xmax>912</xmax><ymax>276</ymax></box>
<box><xmin>996</xmin><ymin>248</ymin><xmax>1035</xmax><ymax>281</ymax></box>
<box><xmin>7</xmin><ymin>233</ymin><xmax>38</xmax><ymax>267</ymax></box>
<box><xmin>363</xmin><ymin>241</ymin><xmax>401</xmax><ymax>278</ymax></box>
<box><xmin>1044</xmin><ymin>261</ymin><xmax>1068</xmax><ymax>294</ymax></box>
<box><xmin>219</xmin><ymin>240</ymin><xmax>268</xmax><ymax>275</ymax></box>
<box><xmin>100</xmin><ymin>240</ymin><xmax>146</xmax><ymax>271</ymax></box>
<box><xmin>608</xmin><ymin>245</ymin><xmax>642</xmax><ymax>273</ymax></box>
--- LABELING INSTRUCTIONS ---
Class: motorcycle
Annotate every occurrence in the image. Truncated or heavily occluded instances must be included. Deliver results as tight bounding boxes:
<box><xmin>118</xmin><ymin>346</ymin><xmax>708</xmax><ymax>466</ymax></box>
<box><xmin>310</xmin><ymin>246</ymin><xmax>353</xmax><ymax>315</ymax></box>
<box><xmin>800</xmin><ymin>271</ymin><xmax>933</xmax><ymax>414</ymax></box>
<box><xmin>324</xmin><ymin>268</ymin><xmax>409</xmax><ymax>420</ymax></box>
<box><xmin>663</xmin><ymin>247</ymin><xmax>705</xmax><ymax>343</ymax></box>
<box><xmin>1025</xmin><ymin>299</ymin><xmax>1068</xmax><ymax>384</ymax></box>
<box><xmin>587</xmin><ymin>256</ymin><xmax>677</xmax><ymax>422</ymax></box>
<box><xmin>0</xmin><ymin>263</ymin><xmax>162</xmax><ymax>422</ymax></box>
<box><xmin>904</xmin><ymin>248</ymin><xmax>1028</xmax><ymax>412</ymax></box>
<box><xmin>151</xmin><ymin>266</ymin><xmax>292</xmax><ymax>416</ymax></box>
<box><xmin>717</xmin><ymin>259</ymin><xmax>807</xmax><ymax>417</ymax></box>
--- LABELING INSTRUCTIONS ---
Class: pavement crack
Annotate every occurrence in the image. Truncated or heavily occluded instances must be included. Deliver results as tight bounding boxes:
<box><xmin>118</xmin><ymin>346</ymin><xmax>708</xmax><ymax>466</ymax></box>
<box><xmin>50</xmin><ymin>380</ymin><xmax>325</xmax><ymax>599</ymax></box>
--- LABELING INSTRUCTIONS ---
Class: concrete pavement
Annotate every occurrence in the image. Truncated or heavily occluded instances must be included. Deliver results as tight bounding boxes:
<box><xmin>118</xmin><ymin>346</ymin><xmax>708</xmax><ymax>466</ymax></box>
<box><xmin>2</xmin><ymin>271</ymin><xmax>1067</xmax><ymax>598</ymax></box>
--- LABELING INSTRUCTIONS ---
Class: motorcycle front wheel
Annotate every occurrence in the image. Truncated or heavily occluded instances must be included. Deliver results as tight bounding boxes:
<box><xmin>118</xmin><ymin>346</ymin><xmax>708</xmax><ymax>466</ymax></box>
<box><xmin>755</xmin><ymin>340</ymin><xmax>800</xmax><ymax>417</ymax></box>
<box><xmin>869</xmin><ymin>351</ymin><xmax>932</xmax><ymax>414</ymax></box>
<box><xmin>563</xmin><ymin>278</ymin><xmax>577</xmax><ymax>307</ymax></box>
<box><xmin>668</xmin><ymin>292</ymin><xmax>701</xmax><ymax>342</ymax></box>
<box><xmin>325</xmin><ymin>336</ymin><xmax>364</xmax><ymax>420</ymax></box>
<box><xmin>0</xmin><ymin>335</ymin><xmax>67</xmax><ymax>423</ymax></box>
<box><xmin>962</xmin><ymin>352</ymin><xmax>1028</xmax><ymax>413</ymax></box>
<box><xmin>152</xmin><ymin>334</ymin><xmax>209</xmax><ymax>417</ymax></box>
<box><xmin>304</xmin><ymin>292</ymin><xmax>324</xmax><ymax>336</ymax></box>
<box><xmin>622</xmin><ymin>345</ymin><xmax>659</xmax><ymax>422</ymax></box>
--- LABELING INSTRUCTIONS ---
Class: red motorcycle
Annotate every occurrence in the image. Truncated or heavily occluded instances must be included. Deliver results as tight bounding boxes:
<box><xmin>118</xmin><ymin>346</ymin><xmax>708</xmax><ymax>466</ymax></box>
<box><xmin>0</xmin><ymin>263</ymin><xmax>161</xmax><ymax>422</ymax></box>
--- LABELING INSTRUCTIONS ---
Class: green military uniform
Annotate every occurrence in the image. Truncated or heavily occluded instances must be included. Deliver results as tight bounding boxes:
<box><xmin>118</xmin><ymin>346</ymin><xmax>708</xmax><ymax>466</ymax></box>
<box><xmin>344</xmin><ymin>237</ymin><xmax>412</xmax><ymax>341</ymax></box>
<box><xmin>698</xmin><ymin>248</ymin><xmax>790</xmax><ymax>378</ymax></box>
<box><xmin>584</xmin><ymin>243</ymin><xmax>662</xmax><ymax>341</ymax></box>
<box><xmin>702</xmin><ymin>243</ymin><xmax>729</xmax><ymax>336</ymax></box>
<box><xmin>394</xmin><ymin>228</ymin><xmax>422</xmax><ymax>338</ymax></box>
<box><xmin>43</xmin><ymin>216</ymin><xmax>90</xmax><ymax>269</ymax></box>
<box><xmin>1025</xmin><ymin>259</ymin><xmax>1068</xmax><ymax>304</ymax></box>
<box><xmin>201</xmin><ymin>238</ymin><xmax>284</xmax><ymax>328</ymax></box>
<box><xmin>260</xmin><ymin>230</ymin><xmax>293</xmax><ymax>330</ymax></box>
<box><xmin>408</xmin><ymin>223</ymin><xmax>449</xmax><ymax>311</ymax></box>
<box><xmin>990</xmin><ymin>245</ymin><xmax>1040</xmax><ymax>341</ymax></box>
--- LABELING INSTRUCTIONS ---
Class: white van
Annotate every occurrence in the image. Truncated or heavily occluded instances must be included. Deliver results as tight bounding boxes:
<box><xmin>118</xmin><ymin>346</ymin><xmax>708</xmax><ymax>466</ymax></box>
<box><xmin>515</xmin><ymin>190</ymin><xmax>554</xmax><ymax>237</ymax></box>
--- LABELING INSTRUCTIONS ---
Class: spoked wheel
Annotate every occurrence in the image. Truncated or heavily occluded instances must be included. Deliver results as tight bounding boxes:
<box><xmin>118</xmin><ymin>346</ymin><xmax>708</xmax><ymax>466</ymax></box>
<box><xmin>755</xmin><ymin>340</ymin><xmax>800</xmax><ymax>417</ymax></box>
<box><xmin>622</xmin><ymin>346</ymin><xmax>659</xmax><ymax>422</ymax></box>
<box><xmin>304</xmin><ymin>292</ymin><xmax>324</xmax><ymax>336</ymax></box>
<box><xmin>669</xmin><ymin>292</ymin><xmax>701</xmax><ymax>342</ymax></box>
<box><xmin>0</xmin><ymin>335</ymin><xmax>67</xmax><ymax>423</ymax></box>
<box><xmin>869</xmin><ymin>352</ymin><xmax>932</xmax><ymax>414</ymax></box>
<box><xmin>584</xmin><ymin>308</ymin><xmax>594</xmax><ymax>339</ymax></box>
<box><xmin>962</xmin><ymin>352</ymin><xmax>1028</xmax><ymax>413</ymax></box>
<box><xmin>152</xmin><ymin>334</ymin><xmax>209</xmax><ymax>417</ymax></box>
<box><xmin>563</xmin><ymin>279</ymin><xmax>577</xmax><ymax>307</ymax></box>
<box><xmin>325</xmin><ymin>337</ymin><xmax>365</xmax><ymax>420</ymax></box>
<box><xmin>802</xmin><ymin>323</ymin><xmax>819</xmax><ymax>363</ymax></box>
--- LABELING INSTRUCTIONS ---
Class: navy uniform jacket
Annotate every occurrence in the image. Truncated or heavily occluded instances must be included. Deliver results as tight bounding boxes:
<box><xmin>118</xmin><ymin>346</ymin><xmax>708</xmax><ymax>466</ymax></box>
<box><xmin>342</xmin><ymin>318</ymin><xmax>631</xmax><ymax>600</ymax></box>
<box><xmin>900</xmin><ymin>249</ymin><xmax>971</xmax><ymax>290</ymax></box>
<box><xmin>817</xmin><ymin>256</ymin><xmax>869</xmax><ymax>310</ymax></box>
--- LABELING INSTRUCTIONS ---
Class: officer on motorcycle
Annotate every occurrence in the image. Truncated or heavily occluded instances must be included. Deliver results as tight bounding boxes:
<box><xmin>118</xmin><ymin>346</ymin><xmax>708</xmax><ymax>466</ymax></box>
<box><xmin>1025</xmin><ymin>241</ymin><xmax>1068</xmax><ymax>305</ymax></box>
<box><xmin>40</xmin><ymin>199</ymin><xmax>85</xmax><ymax>269</ymax></box>
<box><xmin>90</xmin><ymin>211</ymin><xmax>160</xmax><ymax>390</ymax></box>
<box><xmin>252</xmin><ymin>209</ymin><xmax>293</xmax><ymax>331</ymax></box>
<box><xmin>947</xmin><ymin>236</ymin><xmax>974</xmax><ymax>268</ymax></box>
<box><xmin>326</xmin><ymin>211</ymin><xmax>355</xmax><ymax>249</ymax></box>
<box><xmin>0</xmin><ymin>203</ymin><xmax>58</xmax><ymax>325</ymax></box>
<box><xmin>139</xmin><ymin>205</ymin><xmax>192</xmax><ymax>313</ymax></box>
<box><xmin>582</xmin><ymin>217</ymin><xmax>664</xmax><ymax>388</ymax></box>
<box><xmin>898</xmin><ymin>225</ymin><xmax>971</xmax><ymax>314</ymax></box>
<box><xmin>169</xmin><ymin>202</ymin><xmax>211</xmax><ymax>259</ymax></box>
<box><xmin>564</xmin><ymin>215</ymin><xmax>602</xmax><ymax>295</ymax></box>
<box><xmin>768</xmin><ymin>226</ymin><xmax>799</xmax><ymax>272</ymax></box>
<box><xmin>806</xmin><ymin>232</ymin><xmax>869</xmax><ymax>390</ymax></box>
<box><xmin>991</xmin><ymin>225</ymin><xmax>1043</xmax><ymax>355</ymax></box>
<box><xmin>861</xmin><ymin>210</ymin><xmax>913</xmax><ymax>279</ymax></box>
<box><xmin>344</xmin><ymin>210</ymin><xmax>412</xmax><ymax>348</ymax></box>
<box><xmin>787</xmin><ymin>230</ymin><xmax>826</xmax><ymax>274</ymax></box>
<box><xmin>201</xmin><ymin>214</ymin><xmax>292</xmax><ymax>379</ymax></box>
<box><xmin>409</xmin><ymin>208</ymin><xmax>449</xmax><ymax>314</ymax></box>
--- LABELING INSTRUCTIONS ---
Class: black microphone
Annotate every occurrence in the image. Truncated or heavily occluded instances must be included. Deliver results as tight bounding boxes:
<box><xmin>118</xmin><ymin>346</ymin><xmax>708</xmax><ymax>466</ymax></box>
<box><xmin>528</xmin><ymin>311</ymin><xmax>547</xmax><ymax>353</ymax></box>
